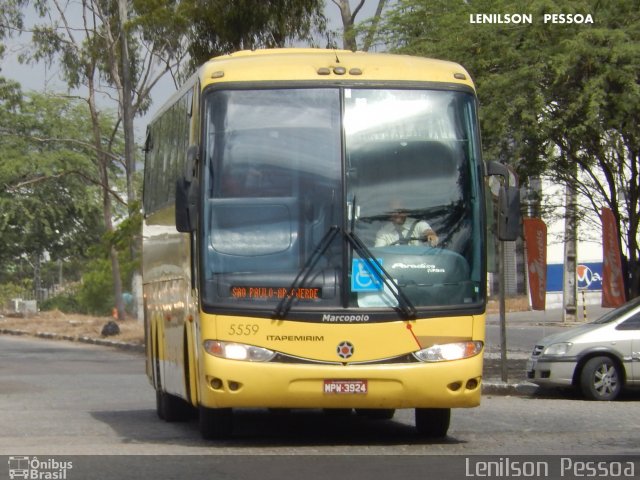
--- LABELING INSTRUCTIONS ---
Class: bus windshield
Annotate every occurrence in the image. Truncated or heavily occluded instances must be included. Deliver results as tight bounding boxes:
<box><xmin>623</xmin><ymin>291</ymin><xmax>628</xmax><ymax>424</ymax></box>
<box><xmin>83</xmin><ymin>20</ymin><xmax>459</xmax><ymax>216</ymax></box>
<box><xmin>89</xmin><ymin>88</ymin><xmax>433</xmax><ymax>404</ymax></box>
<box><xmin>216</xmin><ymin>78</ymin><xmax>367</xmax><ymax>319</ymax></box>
<box><xmin>201</xmin><ymin>87</ymin><xmax>483</xmax><ymax>318</ymax></box>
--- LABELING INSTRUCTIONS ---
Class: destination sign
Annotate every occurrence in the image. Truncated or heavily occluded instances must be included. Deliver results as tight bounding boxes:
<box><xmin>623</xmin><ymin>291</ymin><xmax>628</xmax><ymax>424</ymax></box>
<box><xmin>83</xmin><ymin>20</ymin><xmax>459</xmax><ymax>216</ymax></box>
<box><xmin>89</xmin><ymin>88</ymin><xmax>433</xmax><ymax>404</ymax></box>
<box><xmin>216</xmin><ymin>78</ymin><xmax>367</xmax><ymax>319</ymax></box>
<box><xmin>230</xmin><ymin>286</ymin><xmax>321</xmax><ymax>300</ymax></box>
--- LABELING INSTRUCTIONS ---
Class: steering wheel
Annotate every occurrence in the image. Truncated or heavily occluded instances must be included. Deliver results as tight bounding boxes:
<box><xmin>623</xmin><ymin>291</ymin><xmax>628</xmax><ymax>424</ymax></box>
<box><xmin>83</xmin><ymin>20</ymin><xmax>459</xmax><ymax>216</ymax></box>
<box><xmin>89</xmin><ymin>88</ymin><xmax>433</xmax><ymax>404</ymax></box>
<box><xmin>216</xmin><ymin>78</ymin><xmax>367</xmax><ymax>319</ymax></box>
<box><xmin>389</xmin><ymin>237</ymin><xmax>438</xmax><ymax>247</ymax></box>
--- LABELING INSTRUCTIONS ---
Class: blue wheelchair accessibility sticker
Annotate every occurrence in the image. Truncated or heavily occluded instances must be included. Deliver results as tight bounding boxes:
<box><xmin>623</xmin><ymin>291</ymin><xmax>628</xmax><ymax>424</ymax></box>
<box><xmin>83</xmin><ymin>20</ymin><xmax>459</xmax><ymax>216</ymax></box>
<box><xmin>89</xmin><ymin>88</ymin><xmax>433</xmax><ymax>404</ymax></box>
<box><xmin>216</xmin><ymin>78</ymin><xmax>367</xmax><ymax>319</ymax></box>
<box><xmin>351</xmin><ymin>258</ymin><xmax>384</xmax><ymax>292</ymax></box>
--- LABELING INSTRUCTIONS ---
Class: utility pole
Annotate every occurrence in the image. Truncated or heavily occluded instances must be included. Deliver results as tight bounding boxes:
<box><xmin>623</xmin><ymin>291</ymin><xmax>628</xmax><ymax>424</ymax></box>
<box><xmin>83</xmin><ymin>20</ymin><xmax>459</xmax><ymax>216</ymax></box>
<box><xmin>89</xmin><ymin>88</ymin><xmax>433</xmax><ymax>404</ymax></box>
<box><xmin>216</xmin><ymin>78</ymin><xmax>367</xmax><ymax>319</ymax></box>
<box><xmin>499</xmin><ymin>239</ymin><xmax>508</xmax><ymax>383</ymax></box>
<box><xmin>563</xmin><ymin>172</ymin><xmax>578</xmax><ymax>322</ymax></box>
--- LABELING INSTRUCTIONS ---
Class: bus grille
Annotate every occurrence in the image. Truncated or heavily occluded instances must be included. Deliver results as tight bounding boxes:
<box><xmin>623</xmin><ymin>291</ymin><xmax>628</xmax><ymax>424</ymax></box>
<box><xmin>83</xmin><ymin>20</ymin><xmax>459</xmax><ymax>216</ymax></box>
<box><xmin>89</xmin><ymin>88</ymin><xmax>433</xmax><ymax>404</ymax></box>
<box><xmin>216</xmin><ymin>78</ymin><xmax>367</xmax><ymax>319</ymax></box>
<box><xmin>271</xmin><ymin>352</ymin><xmax>419</xmax><ymax>365</ymax></box>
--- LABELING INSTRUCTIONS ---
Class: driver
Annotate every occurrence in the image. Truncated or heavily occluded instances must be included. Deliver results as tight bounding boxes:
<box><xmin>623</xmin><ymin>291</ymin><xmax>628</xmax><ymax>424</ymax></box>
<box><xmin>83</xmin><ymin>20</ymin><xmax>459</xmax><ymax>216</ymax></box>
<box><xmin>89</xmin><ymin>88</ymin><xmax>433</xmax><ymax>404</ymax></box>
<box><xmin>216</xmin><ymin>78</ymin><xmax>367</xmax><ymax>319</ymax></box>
<box><xmin>374</xmin><ymin>200</ymin><xmax>438</xmax><ymax>247</ymax></box>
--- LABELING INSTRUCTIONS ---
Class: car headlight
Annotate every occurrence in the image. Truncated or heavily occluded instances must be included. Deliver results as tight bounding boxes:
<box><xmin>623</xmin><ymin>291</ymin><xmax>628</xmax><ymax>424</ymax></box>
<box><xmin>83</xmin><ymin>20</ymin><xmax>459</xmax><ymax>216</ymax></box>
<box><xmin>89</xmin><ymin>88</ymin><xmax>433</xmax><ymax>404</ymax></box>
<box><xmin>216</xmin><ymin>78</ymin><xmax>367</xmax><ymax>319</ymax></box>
<box><xmin>204</xmin><ymin>340</ymin><xmax>276</xmax><ymax>362</ymax></box>
<box><xmin>543</xmin><ymin>342</ymin><xmax>572</xmax><ymax>356</ymax></box>
<box><xmin>413</xmin><ymin>341</ymin><xmax>483</xmax><ymax>362</ymax></box>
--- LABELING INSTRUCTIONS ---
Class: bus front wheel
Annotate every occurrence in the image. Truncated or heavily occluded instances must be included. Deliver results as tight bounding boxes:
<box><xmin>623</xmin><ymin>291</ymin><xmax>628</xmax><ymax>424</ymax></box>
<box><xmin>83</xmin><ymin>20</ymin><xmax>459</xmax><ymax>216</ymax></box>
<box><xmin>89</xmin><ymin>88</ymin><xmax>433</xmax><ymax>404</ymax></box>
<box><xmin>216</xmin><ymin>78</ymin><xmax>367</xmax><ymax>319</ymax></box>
<box><xmin>158</xmin><ymin>390</ymin><xmax>192</xmax><ymax>422</ymax></box>
<box><xmin>415</xmin><ymin>408</ymin><xmax>450</xmax><ymax>438</ymax></box>
<box><xmin>199</xmin><ymin>406</ymin><xmax>233</xmax><ymax>440</ymax></box>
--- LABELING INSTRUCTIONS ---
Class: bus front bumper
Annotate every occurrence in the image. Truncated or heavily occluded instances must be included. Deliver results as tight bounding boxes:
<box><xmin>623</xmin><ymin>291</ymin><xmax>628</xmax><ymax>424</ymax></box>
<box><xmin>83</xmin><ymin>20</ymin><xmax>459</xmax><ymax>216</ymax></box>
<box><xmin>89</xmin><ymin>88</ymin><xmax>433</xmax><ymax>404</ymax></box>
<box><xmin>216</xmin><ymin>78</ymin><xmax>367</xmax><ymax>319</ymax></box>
<box><xmin>198</xmin><ymin>354</ymin><xmax>483</xmax><ymax>410</ymax></box>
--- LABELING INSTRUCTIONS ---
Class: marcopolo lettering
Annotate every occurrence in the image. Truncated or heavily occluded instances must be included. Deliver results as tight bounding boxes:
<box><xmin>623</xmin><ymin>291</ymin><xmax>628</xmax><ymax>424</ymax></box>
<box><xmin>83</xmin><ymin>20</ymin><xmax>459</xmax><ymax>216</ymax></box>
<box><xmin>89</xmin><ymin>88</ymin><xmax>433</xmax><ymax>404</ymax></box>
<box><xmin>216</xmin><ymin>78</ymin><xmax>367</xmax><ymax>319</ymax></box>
<box><xmin>322</xmin><ymin>314</ymin><xmax>370</xmax><ymax>323</ymax></box>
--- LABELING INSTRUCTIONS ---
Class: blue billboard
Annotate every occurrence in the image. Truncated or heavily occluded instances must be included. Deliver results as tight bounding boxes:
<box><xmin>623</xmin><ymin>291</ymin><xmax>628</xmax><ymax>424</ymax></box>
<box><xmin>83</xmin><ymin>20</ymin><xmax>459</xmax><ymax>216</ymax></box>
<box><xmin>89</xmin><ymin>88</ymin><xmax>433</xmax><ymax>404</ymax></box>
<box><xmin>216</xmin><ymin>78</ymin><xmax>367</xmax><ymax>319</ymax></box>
<box><xmin>547</xmin><ymin>262</ymin><xmax>603</xmax><ymax>292</ymax></box>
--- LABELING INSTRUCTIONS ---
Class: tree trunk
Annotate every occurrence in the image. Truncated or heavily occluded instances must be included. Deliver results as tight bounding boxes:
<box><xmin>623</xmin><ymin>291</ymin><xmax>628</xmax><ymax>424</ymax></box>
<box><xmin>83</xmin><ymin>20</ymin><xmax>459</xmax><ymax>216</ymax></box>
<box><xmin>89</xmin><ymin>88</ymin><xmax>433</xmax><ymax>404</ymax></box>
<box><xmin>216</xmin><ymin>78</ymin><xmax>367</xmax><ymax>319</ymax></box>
<box><xmin>362</xmin><ymin>0</ymin><xmax>387</xmax><ymax>52</ymax></box>
<box><xmin>88</xmin><ymin>72</ymin><xmax>126</xmax><ymax>322</ymax></box>
<box><xmin>118</xmin><ymin>0</ymin><xmax>136</xmax><ymax>210</ymax></box>
<box><xmin>335</xmin><ymin>0</ymin><xmax>361</xmax><ymax>51</ymax></box>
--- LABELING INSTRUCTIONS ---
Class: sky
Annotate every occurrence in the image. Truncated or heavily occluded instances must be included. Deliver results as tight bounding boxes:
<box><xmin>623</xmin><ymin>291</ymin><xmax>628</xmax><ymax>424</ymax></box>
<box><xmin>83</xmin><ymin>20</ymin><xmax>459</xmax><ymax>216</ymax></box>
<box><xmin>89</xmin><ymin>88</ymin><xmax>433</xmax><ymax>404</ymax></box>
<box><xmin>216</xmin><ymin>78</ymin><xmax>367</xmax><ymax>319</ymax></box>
<box><xmin>1</xmin><ymin>1</ymin><xmax>381</xmax><ymax>140</ymax></box>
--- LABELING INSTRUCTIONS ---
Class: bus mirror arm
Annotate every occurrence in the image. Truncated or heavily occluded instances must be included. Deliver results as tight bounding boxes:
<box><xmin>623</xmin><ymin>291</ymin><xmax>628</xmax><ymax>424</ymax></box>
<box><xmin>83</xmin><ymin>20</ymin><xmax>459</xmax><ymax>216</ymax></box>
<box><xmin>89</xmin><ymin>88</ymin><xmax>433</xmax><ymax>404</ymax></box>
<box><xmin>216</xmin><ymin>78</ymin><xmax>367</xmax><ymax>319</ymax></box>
<box><xmin>487</xmin><ymin>161</ymin><xmax>521</xmax><ymax>242</ymax></box>
<box><xmin>175</xmin><ymin>178</ymin><xmax>198</xmax><ymax>233</ymax></box>
<box><xmin>486</xmin><ymin>161</ymin><xmax>510</xmax><ymax>187</ymax></box>
<box><xmin>176</xmin><ymin>146</ymin><xmax>200</xmax><ymax>233</ymax></box>
<box><xmin>184</xmin><ymin>145</ymin><xmax>198</xmax><ymax>182</ymax></box>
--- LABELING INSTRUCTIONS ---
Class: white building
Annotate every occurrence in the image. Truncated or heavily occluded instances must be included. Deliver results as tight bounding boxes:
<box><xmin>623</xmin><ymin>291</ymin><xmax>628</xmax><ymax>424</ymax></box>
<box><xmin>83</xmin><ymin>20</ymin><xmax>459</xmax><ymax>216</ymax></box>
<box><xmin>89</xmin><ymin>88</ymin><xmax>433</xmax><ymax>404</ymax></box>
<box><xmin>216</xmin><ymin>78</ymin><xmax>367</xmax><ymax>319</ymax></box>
<box><xmin>538</xmin><ymin>178</ymin><xmax>605</xmax><ymax>309</ymax></box>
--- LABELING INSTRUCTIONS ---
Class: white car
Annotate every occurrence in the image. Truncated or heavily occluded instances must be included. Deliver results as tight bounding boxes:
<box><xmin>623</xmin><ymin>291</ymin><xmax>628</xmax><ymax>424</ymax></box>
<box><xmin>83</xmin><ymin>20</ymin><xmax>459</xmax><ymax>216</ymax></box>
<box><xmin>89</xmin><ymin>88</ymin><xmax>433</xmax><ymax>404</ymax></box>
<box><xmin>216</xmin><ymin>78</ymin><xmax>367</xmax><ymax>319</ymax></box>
<box><xmin>527</xmin><ymin>296</ymin><xmax>640</xmax><ymax>400</ymax></box>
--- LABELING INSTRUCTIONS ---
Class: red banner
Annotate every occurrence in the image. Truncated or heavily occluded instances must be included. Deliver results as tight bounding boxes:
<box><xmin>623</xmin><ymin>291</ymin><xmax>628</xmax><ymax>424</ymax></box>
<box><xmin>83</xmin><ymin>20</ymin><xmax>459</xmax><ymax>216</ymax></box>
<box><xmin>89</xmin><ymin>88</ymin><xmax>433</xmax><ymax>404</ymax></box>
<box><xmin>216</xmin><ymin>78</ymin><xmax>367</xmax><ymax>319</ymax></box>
<box><xmin>523</xmin><ymin>218</ymin><xmax>547</xmax><ymax>310</ymax></box>
<box><xmin>601</xmin><ymin>208</ymin><xmax>626</xmax><ymax>307</ymax></box>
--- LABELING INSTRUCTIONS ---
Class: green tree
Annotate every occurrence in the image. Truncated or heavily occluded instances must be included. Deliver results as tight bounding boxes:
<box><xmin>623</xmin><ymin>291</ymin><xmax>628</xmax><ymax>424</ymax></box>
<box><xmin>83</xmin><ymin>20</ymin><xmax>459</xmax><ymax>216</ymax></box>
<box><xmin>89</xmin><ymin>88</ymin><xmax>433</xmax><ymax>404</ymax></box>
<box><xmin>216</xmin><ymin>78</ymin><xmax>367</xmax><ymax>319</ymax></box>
<box><xmin>382</xmin><ymin>0</ymin><xmax>640</xmax><ymax>298</ymax></box>
<box><xmin>544</xmin><ymin>10</ymin><xmax>640</xmax><ymax>297</ymax></box>
<box><xmin>22</xmin><ymin>0</ymin><xmax>139</xmax><ymax>319</ymax></box>
<box><xmin>181</xmin><ymin>0</ymin><xmax>326</xmax><ymax>71</ymax></box>
<box><xmin>0</xmin><ymin>0</ymin><xmax>26</xmax><ymax>53</ymax></box>
<box><xmin>0</xmin><ymin>0</ymin><xmax>25</xmax><ymax>127</ymax></box>
<box><xmin>0</xmin><ymin>93</ymin><xmax>105</xmax><ymax>298</ymax></box>
<box><xmin>19</xmin><ymin>0</ymin><xmax>330</xmax><ymax>318</ymax></box>
<box><xmin>329</xmin><ymin>0</ymin><xmax>389</xmax><ymax>51</ymax></box>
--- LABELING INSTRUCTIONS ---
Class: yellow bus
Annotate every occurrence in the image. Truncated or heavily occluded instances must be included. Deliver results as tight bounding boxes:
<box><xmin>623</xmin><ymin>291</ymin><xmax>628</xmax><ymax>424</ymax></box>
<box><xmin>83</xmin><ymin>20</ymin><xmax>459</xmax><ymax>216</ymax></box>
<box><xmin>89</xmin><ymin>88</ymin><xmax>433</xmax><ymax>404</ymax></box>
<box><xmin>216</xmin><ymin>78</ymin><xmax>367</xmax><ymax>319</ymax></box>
<box><xmin>143</xmin><ymin>48</ymin><xmax>518</xmax><ymax>439</ymax></box>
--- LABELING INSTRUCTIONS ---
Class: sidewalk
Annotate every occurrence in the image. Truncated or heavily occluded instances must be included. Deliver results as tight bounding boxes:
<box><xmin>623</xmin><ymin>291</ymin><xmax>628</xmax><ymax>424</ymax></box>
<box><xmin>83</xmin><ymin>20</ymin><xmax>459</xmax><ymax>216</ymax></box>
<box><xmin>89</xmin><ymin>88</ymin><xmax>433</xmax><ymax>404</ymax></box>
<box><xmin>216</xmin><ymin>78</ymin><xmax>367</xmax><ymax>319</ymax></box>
<box><xmin>486</xmin><ymin>303</ymin><xmax>613</xmax><ymax>326</ymax></box>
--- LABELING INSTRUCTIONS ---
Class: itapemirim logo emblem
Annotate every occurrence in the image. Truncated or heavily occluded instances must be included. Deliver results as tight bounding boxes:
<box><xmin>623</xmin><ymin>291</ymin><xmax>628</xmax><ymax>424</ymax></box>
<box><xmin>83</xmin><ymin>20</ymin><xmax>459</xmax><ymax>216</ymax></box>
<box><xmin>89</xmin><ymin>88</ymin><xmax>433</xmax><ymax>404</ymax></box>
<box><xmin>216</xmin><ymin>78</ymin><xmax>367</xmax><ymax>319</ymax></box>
<box><xmin>8</xmin><ymin>456</ymin><xmax>73</xmax><ymax>479</ymax></box>
<box><xmin>337</xmin><ymin>340</ymin><xmax>355</xmax><ymax>359</ymax></box>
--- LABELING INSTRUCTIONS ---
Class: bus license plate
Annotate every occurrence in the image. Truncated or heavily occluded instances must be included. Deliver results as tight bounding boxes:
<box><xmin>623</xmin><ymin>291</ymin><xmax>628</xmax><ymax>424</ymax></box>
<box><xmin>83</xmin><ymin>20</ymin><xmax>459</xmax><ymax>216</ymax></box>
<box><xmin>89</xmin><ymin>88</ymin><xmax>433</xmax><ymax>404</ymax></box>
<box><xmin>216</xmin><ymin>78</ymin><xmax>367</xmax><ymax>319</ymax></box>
<box><xmin>323</xmin><ymin>379</ymin><xmax>368</xmax><ymax>394</ymax></box>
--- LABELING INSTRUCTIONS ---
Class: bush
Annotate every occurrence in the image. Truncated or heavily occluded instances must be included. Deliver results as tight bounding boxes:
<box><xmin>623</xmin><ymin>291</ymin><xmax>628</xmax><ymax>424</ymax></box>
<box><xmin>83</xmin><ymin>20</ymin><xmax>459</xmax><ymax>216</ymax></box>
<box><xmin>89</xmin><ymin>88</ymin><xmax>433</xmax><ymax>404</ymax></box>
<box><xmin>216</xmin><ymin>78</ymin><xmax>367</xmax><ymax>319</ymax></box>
<box><xmin>40</xmin><ymin>293</ymin><xmax>82</xmax><ymax>313</ymax></box>
<box><xmin>0</xmin><ymin>283</ymin><xmax>28</xmax><ymax>310</ymax></box>
<box><xmin>76</xmin><ymin>258</ymin><xmax>115</xmax><ymax>316</ymax></box>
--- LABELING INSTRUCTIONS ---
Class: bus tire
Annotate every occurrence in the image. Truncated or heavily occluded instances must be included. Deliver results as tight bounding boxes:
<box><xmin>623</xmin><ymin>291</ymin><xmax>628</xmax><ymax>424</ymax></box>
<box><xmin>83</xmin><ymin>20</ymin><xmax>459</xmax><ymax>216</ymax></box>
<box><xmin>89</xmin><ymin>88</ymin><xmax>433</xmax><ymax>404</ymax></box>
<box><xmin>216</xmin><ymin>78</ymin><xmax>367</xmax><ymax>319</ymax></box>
<box><xmin>415</xmin><ymin>408</ymin><xmax>450</xmax><ymax>438</ymax></box>
<box><xmin>199</xmin><ymin>406</ymin><xmax>233</xmax><ymax>439</ymax></box>
<box><xmin>153</xmin><ymin>343</ymin><xmax>165</xmax><ymax>420</ymax></box>
<box><xmin>155</xmin><ymin>389</ymin><xmax>165</xmax><ymax>420</ymax></box>
<box><xmin>160</xmin><ymin>391</ymin><xmax>192</xmax><ymax>422</ymax></box>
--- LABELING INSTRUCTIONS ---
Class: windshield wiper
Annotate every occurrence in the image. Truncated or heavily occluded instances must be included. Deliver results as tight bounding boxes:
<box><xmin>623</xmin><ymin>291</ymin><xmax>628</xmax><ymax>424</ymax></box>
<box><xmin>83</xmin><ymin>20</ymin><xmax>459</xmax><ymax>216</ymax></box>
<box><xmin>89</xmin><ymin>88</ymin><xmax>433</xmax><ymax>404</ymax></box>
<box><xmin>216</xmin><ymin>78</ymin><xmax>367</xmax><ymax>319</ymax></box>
<box><xmin>272</xmin><ymin>224</ymin><xmax>416</xmax><ymax>319</ymax></box>
<box><xmin>272</xmin><ymin>225</ymin><xmax>340</xmax><ymax>319</ymax></box>
<box><xmin>345</xmin><ymin>231</ymin><xmax>417</xmax><ymax>319</ymax></box>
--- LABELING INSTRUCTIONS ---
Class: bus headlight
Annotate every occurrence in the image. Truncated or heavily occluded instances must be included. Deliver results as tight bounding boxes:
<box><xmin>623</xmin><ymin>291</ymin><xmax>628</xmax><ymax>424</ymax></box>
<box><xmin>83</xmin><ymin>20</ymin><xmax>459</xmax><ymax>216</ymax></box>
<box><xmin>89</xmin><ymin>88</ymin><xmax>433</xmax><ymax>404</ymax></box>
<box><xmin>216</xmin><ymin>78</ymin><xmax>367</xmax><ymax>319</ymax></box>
<box><xmin>204</xmin><ymin>340</ymin><xmax>276</xmax><ymax>362</ymax></box>
<box><xmin>413</xmin><ymin>341</ymin><xmax>483</xmax><ymax>362</ymax></box>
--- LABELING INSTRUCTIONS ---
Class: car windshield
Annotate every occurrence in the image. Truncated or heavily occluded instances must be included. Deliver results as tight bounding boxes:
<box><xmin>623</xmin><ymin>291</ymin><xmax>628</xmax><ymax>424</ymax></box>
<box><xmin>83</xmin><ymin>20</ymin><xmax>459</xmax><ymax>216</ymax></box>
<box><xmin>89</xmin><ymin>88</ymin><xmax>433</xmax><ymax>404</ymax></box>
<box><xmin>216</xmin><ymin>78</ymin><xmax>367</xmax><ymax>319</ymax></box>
<box><xmin>200</xmin><ymin>87</ymin><xmax>484</xmax><ymax>318</ymax></box>
<box><xmin>590</xmin><ymin>296</ymin><xmax>640</xmax><ymax>324</ymax></box>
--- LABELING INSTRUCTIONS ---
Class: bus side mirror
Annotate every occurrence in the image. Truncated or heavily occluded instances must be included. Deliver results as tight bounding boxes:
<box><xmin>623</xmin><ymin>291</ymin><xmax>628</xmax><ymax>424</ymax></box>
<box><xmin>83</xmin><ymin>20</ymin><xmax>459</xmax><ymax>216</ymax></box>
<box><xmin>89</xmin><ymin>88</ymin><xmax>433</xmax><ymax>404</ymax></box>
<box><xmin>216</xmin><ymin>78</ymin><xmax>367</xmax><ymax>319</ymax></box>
<box><xmin>497</xmin><ymin>186</ymin><xmax>520</xmax><ymax>241</ymax></box>
<box><xmin>176</xmin><ymin>145</ymin><xmax>199</xmax><ymax>233</ymax></box>
<box><xmin>487</xmin><ymin>161</ymin><xmax>521</xmax><ymax>241</ymax></box>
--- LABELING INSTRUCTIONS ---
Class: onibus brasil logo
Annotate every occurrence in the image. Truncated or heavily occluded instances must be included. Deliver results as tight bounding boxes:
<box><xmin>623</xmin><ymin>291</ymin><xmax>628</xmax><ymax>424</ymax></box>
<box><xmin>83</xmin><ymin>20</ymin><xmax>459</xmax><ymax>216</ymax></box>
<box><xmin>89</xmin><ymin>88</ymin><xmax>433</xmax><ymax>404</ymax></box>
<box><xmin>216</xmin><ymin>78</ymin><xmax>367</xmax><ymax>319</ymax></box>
<box><xmin>8</xmin><ymin>456</ymin><xmax>73</xmax><ymax>479</ymax></box>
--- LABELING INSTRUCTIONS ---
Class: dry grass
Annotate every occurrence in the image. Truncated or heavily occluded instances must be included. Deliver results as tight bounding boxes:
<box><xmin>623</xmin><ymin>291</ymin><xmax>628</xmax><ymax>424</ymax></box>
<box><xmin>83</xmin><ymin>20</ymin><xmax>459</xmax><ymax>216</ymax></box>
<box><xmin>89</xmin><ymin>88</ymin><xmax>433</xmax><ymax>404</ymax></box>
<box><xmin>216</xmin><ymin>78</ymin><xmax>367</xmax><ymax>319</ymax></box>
<box><xmin>486</xmin><ymin>296</ymin><xmax>530</xmax><ymax>314</ymax></box>
<box><xmin>0</xmin><ymin>309</ymin><xmax>144</xmax><ymax>344</ymax></box>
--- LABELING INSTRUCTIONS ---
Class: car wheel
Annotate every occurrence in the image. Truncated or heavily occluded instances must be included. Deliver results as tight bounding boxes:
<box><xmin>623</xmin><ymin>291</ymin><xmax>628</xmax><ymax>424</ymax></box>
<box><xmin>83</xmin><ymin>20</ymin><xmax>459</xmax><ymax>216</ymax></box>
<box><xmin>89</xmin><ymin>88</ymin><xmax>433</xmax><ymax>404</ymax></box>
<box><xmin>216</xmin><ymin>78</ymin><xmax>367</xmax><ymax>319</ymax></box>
<box><xmin>415</xmin><ymin>408</ymin><xmax>450</xmax><ymax>438</ymax></box>
<box><xmin>579</xmin><ymin>356</ymin><xmax>622</xmax><ymax>401</ymax></box>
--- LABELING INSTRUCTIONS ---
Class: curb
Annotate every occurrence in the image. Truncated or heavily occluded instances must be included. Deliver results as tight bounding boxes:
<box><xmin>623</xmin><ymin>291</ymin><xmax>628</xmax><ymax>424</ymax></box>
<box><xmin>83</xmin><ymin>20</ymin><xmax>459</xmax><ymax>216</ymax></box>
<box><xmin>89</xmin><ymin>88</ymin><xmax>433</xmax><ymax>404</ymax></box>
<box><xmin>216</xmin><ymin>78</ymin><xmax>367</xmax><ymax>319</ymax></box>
<box><xmin>482</xmin><ymin>380</ymin><xmax>539</xmax><ymax>396</ymax></box>
<box><xmin>0</xmin><ymin>328</ymin><xmax>145</xmax><ymax>353</ymax></box>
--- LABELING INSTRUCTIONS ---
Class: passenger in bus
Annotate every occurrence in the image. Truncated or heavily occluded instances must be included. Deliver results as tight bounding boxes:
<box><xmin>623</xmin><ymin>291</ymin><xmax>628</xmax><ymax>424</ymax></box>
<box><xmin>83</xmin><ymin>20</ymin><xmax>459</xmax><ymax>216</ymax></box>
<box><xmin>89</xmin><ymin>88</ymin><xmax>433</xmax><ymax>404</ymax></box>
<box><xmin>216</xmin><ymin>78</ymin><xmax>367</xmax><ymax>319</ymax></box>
<box><xmin>374</xmin><ymin>200</ymin><xmax>439</xmax><ymax>247</ymax></box>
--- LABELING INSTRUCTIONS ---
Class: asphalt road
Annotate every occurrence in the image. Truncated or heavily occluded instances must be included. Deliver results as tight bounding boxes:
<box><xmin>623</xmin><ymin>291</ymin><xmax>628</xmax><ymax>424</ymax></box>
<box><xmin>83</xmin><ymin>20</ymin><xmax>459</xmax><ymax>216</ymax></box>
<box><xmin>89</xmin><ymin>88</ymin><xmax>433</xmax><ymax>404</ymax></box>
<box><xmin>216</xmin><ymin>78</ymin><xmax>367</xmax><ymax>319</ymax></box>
<box><xmin>2</xmin><ymin>333</ymin><xmax>639</xmax><ymax>456</ymax></box>
<box><xmin>2</xmin><ymin>323</ymin><xmax>640</xmax><ymax>480</ymax></box>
